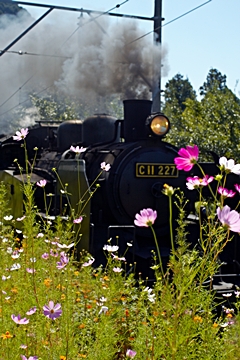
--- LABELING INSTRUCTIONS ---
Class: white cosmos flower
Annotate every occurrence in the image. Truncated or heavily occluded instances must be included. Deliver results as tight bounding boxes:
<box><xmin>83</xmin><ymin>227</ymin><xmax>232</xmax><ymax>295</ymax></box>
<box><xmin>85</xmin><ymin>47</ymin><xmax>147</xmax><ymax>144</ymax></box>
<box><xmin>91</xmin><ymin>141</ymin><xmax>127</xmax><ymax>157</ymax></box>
<box><xmin>219</xmin><ymin>157</ymin><xmax>240</xmax><ymax>175</ymax></box>
<box><xmin>103</xmin><ymin>245</ymin><xmax>119</xmax><ymax>252</ymax></box>
<box><xmin>57</xmin><ymin>242</ymin><xmax>75</xmax><ymax>249</ymax></box>
<box><xmin>4</xmin><ymin>215</ymin><xmax>13</xmax><ymax>221</ymax></box>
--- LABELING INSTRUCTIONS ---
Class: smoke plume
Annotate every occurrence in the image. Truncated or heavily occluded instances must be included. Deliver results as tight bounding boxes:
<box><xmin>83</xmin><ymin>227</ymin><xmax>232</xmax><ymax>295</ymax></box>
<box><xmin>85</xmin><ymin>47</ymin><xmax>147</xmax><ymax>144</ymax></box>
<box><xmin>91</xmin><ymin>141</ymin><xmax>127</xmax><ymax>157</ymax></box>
<box><xmin>0</xmin><ymin>9</ymin><xmax>168</xmax><ymax>131</ymax></box>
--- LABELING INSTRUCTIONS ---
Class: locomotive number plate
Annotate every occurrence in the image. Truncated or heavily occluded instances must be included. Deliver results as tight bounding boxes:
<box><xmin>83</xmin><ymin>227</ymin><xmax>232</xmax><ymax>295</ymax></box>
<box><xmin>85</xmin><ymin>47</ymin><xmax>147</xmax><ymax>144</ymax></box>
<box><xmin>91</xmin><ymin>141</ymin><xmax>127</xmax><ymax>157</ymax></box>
<box><xmin>136</xmin><ymin>163</ymin><xmax>178</xmax><ymax>178</ymax></box>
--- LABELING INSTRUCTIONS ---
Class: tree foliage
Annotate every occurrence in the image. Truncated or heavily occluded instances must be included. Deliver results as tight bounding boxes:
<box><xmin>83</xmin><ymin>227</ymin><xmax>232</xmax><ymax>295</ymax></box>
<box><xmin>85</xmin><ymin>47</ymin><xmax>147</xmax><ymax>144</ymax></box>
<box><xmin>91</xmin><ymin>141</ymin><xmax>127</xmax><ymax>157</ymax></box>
<box><xmin>164</xmin><ymin>69</ymin><xmax>240</xmax><ymax>161</ymax></box>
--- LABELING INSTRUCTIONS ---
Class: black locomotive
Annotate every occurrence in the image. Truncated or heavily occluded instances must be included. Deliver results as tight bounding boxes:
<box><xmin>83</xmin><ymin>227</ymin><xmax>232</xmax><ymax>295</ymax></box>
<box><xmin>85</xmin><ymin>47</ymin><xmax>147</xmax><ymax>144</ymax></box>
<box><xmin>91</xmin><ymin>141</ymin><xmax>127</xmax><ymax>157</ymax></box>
<box><xmin>0</xmin><ymin>99</ymin><xmax>239</xmax><ymax>283</ymax></box>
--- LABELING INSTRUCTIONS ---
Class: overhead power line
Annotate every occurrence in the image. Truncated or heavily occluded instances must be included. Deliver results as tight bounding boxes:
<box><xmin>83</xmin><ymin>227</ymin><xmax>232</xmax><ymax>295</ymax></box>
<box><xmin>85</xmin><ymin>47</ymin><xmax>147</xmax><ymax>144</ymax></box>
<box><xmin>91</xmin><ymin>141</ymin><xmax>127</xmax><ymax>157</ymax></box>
<box><xmin>127</xmin><ymin>0</ymin><xmax>212</xmax><ymax>45</ymax></box>
<box><xmin>0</xmin><ymin>1</ymin><xmax>131</xmax><ymax>116</ymax></box>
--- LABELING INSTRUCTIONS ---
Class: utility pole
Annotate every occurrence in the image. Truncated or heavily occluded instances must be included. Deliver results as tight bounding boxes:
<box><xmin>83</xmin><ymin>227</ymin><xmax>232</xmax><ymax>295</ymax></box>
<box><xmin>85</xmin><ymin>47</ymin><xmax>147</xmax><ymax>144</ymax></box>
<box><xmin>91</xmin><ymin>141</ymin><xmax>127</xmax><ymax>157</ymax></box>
<box><xmin>152</xmin><ymin>0</ymin><xmax>163</xmax><ymax>112</ymax></box>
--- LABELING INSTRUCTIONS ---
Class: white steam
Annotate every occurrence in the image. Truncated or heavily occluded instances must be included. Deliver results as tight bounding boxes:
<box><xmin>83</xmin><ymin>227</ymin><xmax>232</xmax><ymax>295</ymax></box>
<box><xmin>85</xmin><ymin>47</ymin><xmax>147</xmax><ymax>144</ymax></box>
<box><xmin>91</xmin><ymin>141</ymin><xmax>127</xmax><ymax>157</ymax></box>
<box><xmin>0</xmin><ymin>9</ymin><xmax>168</xmax><ymax>132</ymax></box>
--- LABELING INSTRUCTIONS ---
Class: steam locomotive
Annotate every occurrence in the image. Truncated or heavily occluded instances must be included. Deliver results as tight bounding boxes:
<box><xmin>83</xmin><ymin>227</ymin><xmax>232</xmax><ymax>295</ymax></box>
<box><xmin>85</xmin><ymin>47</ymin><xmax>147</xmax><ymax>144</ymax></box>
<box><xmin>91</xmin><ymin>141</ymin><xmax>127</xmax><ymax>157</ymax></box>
<box><xmin>0</xmin><ymin>99</ymin><xmax>239</xmax><ymax>283</ymax></box>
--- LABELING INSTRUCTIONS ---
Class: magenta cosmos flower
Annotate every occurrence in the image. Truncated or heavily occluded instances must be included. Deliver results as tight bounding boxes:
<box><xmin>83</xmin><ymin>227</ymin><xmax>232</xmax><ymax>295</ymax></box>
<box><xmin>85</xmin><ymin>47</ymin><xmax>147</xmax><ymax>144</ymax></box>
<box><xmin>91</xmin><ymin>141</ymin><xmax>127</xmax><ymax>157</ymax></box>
<box><xmin>218</xmin><ymin>187</ymin><xmax>236</xmax><ymax>198</ymax></box>
<box><xmin>43</xmin><ymin>301</ymin><xmax>62</xmax><ymax>320</ymax></box>
<box><xmin>11</xmin><ymin>314</ymin><xmax>29</xmax><ymax>325</ymax></box>
<box><xmin>13</xmin><ymin>128</ymin><xmax>29</xmax><ymax>141</ymax></box>
<box><xmin>21</xmin><ymin>356</ymin><xmax>38</xmax><ymax>360</ymax></box>
<box><xmin>134</xmin><ymin>208</ymin><xmax>157</xmax><ymax>227</ymax></box>
<box><xmin>73</xmin><ymin>216</ymin><xmax>83</xmax><ymax>224</ymax></box>
<box><xmin>186</xmin><ymin>175</ymin><xmax>214</xmax><ymax>190</ymax></box>
<box><xmin>126</xmin><ymin>349</ymin><xmax>137</xmax><ymax>358</ymax></box>
<box><xmin>174</xmin><ymin>145</ymin><xmax>199</xmax><ymax>171</ymax></box>
<box><xmin>217</xmin><ymin>205</ymin><xmax>240</xmax><ymax>233</ymax></box>
<box><xmin>234</xmin><ymin>184</ymin><xmax>240</xmax><ymax>193</ymax></box>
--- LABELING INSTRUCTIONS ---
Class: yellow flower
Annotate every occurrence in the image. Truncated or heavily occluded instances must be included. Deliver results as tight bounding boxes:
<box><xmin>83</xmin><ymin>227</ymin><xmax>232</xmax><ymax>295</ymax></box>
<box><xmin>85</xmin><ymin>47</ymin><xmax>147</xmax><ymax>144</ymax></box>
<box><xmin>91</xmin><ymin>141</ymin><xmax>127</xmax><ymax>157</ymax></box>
<box><xmin>11</xmin><ymin>288</ymin><xmax>18</xmax><ymax>294</ymax></box>
<box><xmin>1</xmin><ymin>331</ymin><xmax>13</xmax><ymax>339</ymax></box>
<box><xmin>44</xmin><ymin>278</ymin><xmax>52</xmax><ymax>287</ymax></box>
<box><xmin>60</xmin><ymin>356</ymin><xmax>66</xmax><ymax>360</ymax></box>
<box><xmin>61</xmin><ymin>294</ymin><xmax>66</xmax><ymax>300</ymax></box>
<box><xmin>193</xmin><ymin>315</ymin><xmax>203</xmax><ymax>323</ymax></box>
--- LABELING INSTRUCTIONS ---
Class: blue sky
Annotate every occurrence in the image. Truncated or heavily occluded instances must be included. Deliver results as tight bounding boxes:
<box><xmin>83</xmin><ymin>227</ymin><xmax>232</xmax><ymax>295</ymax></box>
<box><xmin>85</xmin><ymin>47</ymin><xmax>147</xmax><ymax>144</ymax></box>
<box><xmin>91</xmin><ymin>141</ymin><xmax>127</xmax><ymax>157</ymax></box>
<box><xmin>18</xmin><ymin>0</ymin><xmax>240</xmax><ymax>97</ymax></box>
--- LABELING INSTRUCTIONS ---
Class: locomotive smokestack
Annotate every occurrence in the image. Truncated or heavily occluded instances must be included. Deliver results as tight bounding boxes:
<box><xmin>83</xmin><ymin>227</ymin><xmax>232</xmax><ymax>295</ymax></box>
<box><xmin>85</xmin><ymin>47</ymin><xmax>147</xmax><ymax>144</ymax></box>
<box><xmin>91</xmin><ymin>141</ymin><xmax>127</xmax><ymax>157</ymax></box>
<box><xmin>123</xmin><ymin>99</ymin><xmax>152</xmax><ymax>142</ymax></box>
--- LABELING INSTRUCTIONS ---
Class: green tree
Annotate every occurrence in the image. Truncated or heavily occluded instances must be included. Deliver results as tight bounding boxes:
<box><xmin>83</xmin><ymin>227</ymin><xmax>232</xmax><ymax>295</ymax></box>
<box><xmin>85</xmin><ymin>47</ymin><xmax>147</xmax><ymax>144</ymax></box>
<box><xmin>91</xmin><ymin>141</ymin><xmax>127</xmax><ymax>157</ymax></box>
<box><xmin>163</xmin><ymin>73</ymin><xmax>196</xmax><ymax>113</ymax></box>
<box><xmin>199</xmin><ymin>68</ymin><xmax>227</xmax><ymax>96</ymax></box>
<box><xmin>165</xmin><ymin>69</ymin><xmax>240</xmax><ymax>161</ymax></box>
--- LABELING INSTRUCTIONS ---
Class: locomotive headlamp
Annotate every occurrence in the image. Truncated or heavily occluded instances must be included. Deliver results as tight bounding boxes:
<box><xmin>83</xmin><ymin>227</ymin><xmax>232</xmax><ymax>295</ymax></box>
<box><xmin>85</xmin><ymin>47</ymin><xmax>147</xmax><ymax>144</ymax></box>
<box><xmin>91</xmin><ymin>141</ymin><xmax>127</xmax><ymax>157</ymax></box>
<box><xmin>146</xmin><ymin>113</ymin><xmax>170</xmax><ymax>138</ymax></box>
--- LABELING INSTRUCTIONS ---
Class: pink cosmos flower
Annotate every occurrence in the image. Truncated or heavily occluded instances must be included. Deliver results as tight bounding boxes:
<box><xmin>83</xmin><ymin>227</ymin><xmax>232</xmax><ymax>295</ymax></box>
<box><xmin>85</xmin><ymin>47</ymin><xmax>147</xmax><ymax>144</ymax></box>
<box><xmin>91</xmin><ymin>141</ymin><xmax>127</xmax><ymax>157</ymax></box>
<box><xmin>186</xmin><ymin>175</ymin><xmax>214</xmax><ymax>190</ymax></box>
<box><xmin>13</xmin><ymin>128</ymin><xmax>29</xmax><ymax>141</ymax></box>
<box><xmin>43</xmin><ymin>301</ymin><xmax>62</xmax><ymax>320</ymax></box>
<box><xmin>217</xmin><ymin>205</ymin><xmax>240</xmax><ymax>233</ymax></box>
<box><xmin>26</xmin><ymin>307</ymin><xmax>37</xmax><ymax>315</ymax></box>
<box><xmin>70</xmin><ymin>145</ymin><xmax>86</xmax><ymax>154</ymax></box>
<box><xmin>113</xmin><ymin>267</ymin><xmax>123</xmax><ymax>273</ymax></box>
<box><xmin>219</xmin><ymin>157</ymin><xmax>240</xmax><ymax>175</ymax></box>
<box><xmin>218</xmin><ymin>187</ymin><xmax>236</xmax><ymax>198</ymax></box>
<box><xmin>21</xmin><ymin>355</ymin><xmax>38</xmax><ymax>360</ymax></box>
<box><xmin>174</xmin><ymin>145</ymin><xmax>199</xmax><ymax>171</ymax></box>
<box><xmin>101</xmin><ymin>162</ymin><xmax>111</xmax><ymax>171</ymax></box>
<box><xmin>234</xmin><ymin>184</ymin><xmax>240</xmax><ymax>193</ymax></box>
<box><xmin>56</xmin><ymin>252</ymin><xmax>69</xmax><ymax>270</ymax></box>
<box><xmin>134</xmin><ymin>208</ymin><xmax>157</xmax><ymax>227</ymax></box>
<box><xmin>42</xmin><ymin>252</ymin><xmax>49</xmax><ymax>259</ymax></box>
<box><xmin>112</xmin><ymin>254</ymin><xmax>126</xmax><ymax>261</ymax></box>
<box><xmin>26</xmin><ymin>268</ymin><xmax>36</xmax><ymax>274</ymax></box>
<box><xmin>36</xmin><ymin>179</ymin><xmax>47</xmax><ymax>188</ymax></box>
<box><xmin>126</xmin><ymin>349</ymin><xmax>137</xmax><ymax>358</ymax></box>
<box><xmin>82</xmin><ymin>257</ymin><xmax>95</xmax><ymax>267</ymax></box>
<box><xmin>50</xmin><ymin>249</ymin><xmax>58</xmax><ymax>257</ymax></box>
<box><xmin>73</xmin><ymin>216</ymin><xmax>83</xmax><ymax>224</ymax></box>
<box><xmin>11</xmin><ymin>314</ymin><xmax>29</xmax><ymax>325</ymax></box>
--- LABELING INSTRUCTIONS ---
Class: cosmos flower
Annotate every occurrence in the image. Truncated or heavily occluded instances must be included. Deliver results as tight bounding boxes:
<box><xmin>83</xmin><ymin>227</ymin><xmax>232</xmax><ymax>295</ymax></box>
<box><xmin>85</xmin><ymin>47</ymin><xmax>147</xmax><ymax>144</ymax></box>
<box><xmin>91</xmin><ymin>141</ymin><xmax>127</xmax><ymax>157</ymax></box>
<box><xmin>10</xmin><ymin>263</ymin><xmax>21</xmax><ymax>271</ymax></box>
<box><xmin>126</xmin><ymin>349</ymin><xmax>137</xmax><ymax>358</ymax></box>
<box><xmin>26</xmin><ymin>307</ymin><xmax>37</xmax><ymax>316</ymax></box>
<box><xmin>73</xmin><ymin>216</ymin><xmax>83</xmax><ymax>224</ymax></box>
<box><xmin>56</xmin><ymin>252</ymin><xmax>69</xmax><ymax>270</ymax></box>
<box><xmin>26</xmin><ymin>268</ymin><xmax>36</xmax><ymax>274</ymax></box>
<box><xmin>234</xmin><ymin>184</ymin><xmax>240</xmax><ymax>193</ymax></box>
<box><xmin>217</xmin><ymin>205</ymin><xmax>240</xmax><ymax>233</ymax></box>
<box><xmin>111</xmin><ymin>254</ymin><xmax>126</xmax><ymax>261</ymax></box>
<box><xmin>134</xmin><ymin>208</ymin><xmax>157</xmax><ymax>227</ymax></box>
<box><xmin>36</xmin><ymin>179</ymin><xmax>47</xmax><ymax>188</ymax></box>
<box><xmin>218</xmin><ymin>187</ymin><xmax>236</xmax><ymax>198</ymax></box>
<box><xmin>103</xmin><ymin>244</ymin><xmax>119</xmax><ymax>252</ymax></box>
<box><xmin>98</xmin><ymin>306</ymin><xmax>108</xmax><ymax>315</ymax></box>
<box><xmin>219</xmin><ymin>157</ymin><xmax>240</xmax><ymax>175</ymax></box>
<box><xmin>43</xmin><ymin>301</ymin><xmax>62</xmax><ymax>320</ymax></box>
<box><xmin>42</xmin><ymin>253</ymin><xmax>49</xmax><ymax>259</ymax></box>
<box><xmin>113</xmin><ymin>267</ymin><xmax>123</xmax><ymax>273</ymax></box>
<box><xmin>56</xmin><ymin>242</ymin><xmax>75</xmax><ymax>249</ymax></box>
<box><xmin>3</xmin><ymin>215</ymin><xmax>13</xmax><ymax>221</ymax></box>
<box><xmin>186</xmin><ymin>175</ymin><xmax>214</xmax><ymax>190</ymax></box>
<box><xmin>20</xmin><ymin>356</ymin><xmax>38</xmax><ymax>360</ymax></box>
<box><xmin>82</xmin><ymin>257</ymin><xmax>95</xmax><ymax>267</ymax></box>
<box><xmin>100</xmin><ymin>162</ymin><xmax>111</xmax><ymax>171</ymax></box>
<box><xmin>13</xmin><ymin>128</ymin><xmax>29</xmax><ymax>141</ymax></box>
<box><xmin>174</xmin><ymin>145</ymin><xmax>199</xmax><ymax>171</ymax></box>
<box><xmin>70</xmin><ymin>145</ymin><xmax>86</xmax><ymax>154</ymax></box>
<box><xmin>11</xmin><ymin>314</ymin><xmax>29</xmax><ymax>325</ymax></box>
